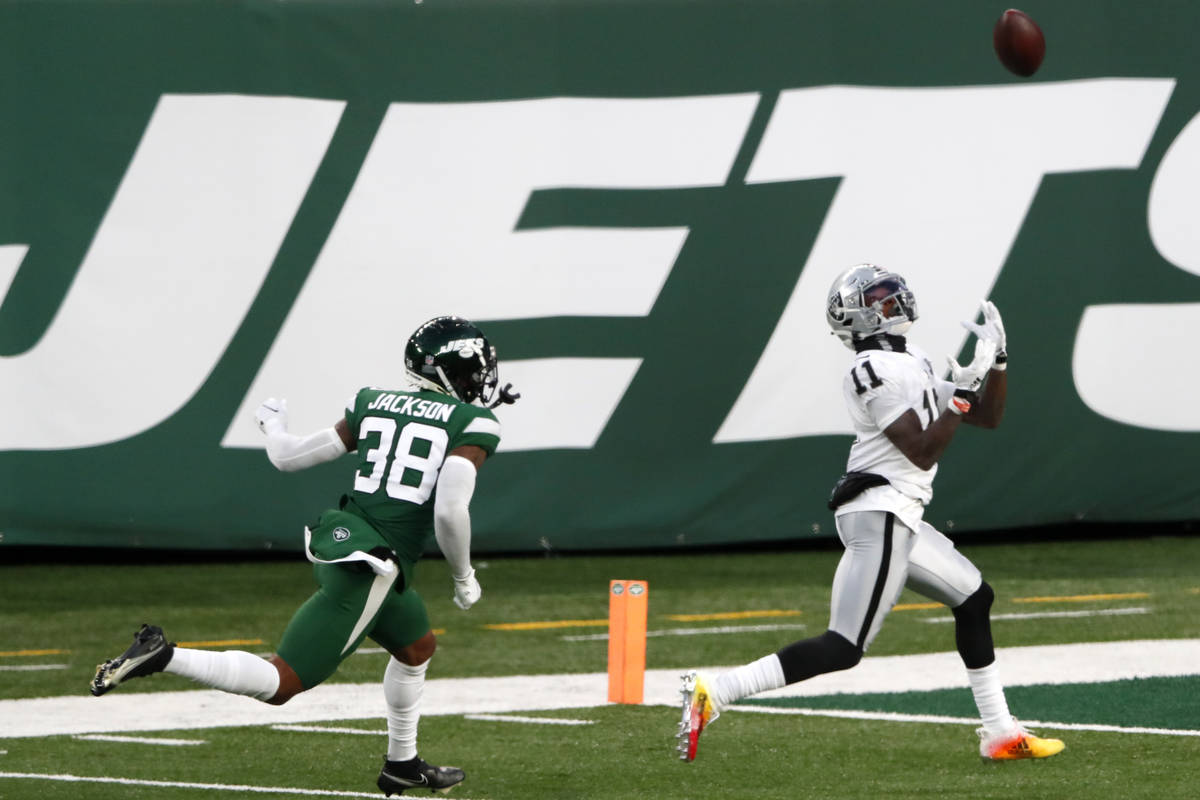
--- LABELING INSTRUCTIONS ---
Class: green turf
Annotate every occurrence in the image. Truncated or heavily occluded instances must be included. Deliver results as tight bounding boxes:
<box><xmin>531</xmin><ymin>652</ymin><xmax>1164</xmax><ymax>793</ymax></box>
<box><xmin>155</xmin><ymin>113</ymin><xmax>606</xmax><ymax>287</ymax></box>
<box><xmin>1</xmin><ymin>708</ymin><xmax>1197</xmax><ymax>800</ymax></box>
<box><xmin>2</xmin><ymin>534</ymin><xmax>1199</xmax><ymax>799</ymax></box>
<box><xmin>3</xmin><ymin>534</ymin><xmax>1199</xmax><ymax>700</ymax></box>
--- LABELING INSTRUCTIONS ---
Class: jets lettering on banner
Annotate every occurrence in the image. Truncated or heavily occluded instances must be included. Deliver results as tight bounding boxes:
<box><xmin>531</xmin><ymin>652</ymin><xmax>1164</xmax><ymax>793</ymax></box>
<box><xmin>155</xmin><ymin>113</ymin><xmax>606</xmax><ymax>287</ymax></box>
<box><xmin>0</xmin><ymin>80</ymin><xmax>1190</xmax><ymax>452</ymax></box>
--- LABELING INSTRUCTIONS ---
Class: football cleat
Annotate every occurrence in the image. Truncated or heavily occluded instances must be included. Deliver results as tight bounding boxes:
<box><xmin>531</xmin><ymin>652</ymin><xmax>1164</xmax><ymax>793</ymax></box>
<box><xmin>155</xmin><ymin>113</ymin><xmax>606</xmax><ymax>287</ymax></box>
<box><xmin>377</xmin><ymin>756</ymin><xmax>465</xmax><ymax>796</ymax></box>
<box><xmin>978</xmin><ymin>720</ymin><xmax>1065</xmax><ymax>761</ymax></box>
<box><xmin>90</xmin><ymin>624</ymin><xmax>175</xmax><ymax>697</ymax></box>
<box><xmin>676</xmin><ymin>670</ymin><xmax>720</xmax><ymax>762</ymax></box>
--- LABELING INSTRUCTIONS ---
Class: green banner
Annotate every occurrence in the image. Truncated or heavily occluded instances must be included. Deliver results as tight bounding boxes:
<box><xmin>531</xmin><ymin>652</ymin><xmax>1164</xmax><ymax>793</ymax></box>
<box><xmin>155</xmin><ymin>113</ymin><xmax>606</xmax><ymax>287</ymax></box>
<box><xmin>2</xmin><ymin>1</ymin><xmax>1198</xmax><ymax>552</ymax></box>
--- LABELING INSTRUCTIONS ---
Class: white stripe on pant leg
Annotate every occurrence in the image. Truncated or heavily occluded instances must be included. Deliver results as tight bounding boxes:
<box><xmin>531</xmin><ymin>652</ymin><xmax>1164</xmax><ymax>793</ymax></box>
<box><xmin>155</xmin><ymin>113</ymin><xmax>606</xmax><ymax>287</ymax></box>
<box><xmin>341</xmin><ymin>570</ymin><xmax>398</xmax><ymax>656</ymax></box>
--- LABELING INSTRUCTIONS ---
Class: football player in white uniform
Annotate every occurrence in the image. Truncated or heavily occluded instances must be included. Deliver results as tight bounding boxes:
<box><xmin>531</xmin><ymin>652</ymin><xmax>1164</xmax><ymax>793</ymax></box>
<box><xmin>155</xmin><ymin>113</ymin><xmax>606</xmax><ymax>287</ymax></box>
<box><xmin>677</xmin><ymin>264</ymin><xmax>1064</xmax><ymax>763</ymax></box>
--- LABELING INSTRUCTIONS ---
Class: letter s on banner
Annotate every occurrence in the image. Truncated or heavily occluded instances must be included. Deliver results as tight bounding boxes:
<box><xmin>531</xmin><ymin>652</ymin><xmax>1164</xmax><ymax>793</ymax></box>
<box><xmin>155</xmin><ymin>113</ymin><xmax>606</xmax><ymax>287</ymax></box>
<box><xmin>0</xmin><ymin>94</ymin><xmax>345</xmax><ymax>451</ymax></box>
<box><xmin>225</xmin><ymin>95</ymin><xmax>759</xmax><ymax>452</ymax></box>
<box><xmin>1074</xmin><ymin>108</ymin><xmax>1200</xmax><ymax>431</ymax></box>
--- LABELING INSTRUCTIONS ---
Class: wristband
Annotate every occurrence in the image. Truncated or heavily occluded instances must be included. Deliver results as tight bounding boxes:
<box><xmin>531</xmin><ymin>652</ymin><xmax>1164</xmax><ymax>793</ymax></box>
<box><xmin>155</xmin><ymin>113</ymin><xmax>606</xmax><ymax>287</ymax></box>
<box><xmin>993</xmin><ymin>350</ymin><xmax>1007</xmax><ymax>371</ymax></box>
<box><xmin>949</xmin><ymin>388</ymin><xmax>975</xmax><ymax>415</ymax></box>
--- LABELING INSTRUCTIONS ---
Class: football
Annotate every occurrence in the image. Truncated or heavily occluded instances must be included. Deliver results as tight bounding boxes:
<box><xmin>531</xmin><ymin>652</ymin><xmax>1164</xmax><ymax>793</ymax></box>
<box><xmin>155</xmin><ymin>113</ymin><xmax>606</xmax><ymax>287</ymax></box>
<box><xmin>993</xmin><ymin>9</ymin><xmax>1045</xmax><ymax>77</ymax></box>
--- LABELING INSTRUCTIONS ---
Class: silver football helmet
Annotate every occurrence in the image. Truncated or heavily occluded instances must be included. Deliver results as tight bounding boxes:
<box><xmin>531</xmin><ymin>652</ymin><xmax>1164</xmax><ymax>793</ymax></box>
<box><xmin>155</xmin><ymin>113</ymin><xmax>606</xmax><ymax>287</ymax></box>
<box><xmin>825</xmin><ymin>264</ymin><xmax>919</xmax><ymax>349</ymax></box>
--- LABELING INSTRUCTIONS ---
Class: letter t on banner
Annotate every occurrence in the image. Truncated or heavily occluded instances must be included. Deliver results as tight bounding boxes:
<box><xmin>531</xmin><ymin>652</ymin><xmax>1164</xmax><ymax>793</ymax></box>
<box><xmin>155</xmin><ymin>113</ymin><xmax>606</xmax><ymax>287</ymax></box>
<box><xmin>607</xmin><ymin>579</ymin><xmax>648</xmax><ymax>704</ymax></box>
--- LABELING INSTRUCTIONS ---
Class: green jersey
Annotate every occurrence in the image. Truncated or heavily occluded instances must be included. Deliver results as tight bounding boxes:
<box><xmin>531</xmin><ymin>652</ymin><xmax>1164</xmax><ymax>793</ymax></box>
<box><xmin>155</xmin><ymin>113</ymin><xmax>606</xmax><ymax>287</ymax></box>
<box><xmin>340</xmin><ymin>387</ymin><xmax>501</xmax><ymax>563</ymax></box>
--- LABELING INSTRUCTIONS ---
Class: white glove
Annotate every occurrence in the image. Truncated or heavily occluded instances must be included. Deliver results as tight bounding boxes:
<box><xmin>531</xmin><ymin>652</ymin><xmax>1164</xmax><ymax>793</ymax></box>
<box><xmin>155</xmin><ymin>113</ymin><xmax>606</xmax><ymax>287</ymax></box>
<box><xmin>452</xmin><ymin>568</ymin><xmax>482</xmax><ymax>610</ymax></box>
<box><xmin>255</xmin><ymin>397</ymin><xmax>288</xmax><ymax>434</ymax></box>
<box><xmin>962</xmin><ymin>300</ymin><xmax>1007</xmax><ymax>369</ymax></box>
<box><xmin>946</xmin><ymin>353</ymin><xmax>990</xmax><ymax>391</ymax></box>
<box><xmin>945</xmin><ymin>337</ymin><xmax>996</xmax><ymax>415</ymax></box>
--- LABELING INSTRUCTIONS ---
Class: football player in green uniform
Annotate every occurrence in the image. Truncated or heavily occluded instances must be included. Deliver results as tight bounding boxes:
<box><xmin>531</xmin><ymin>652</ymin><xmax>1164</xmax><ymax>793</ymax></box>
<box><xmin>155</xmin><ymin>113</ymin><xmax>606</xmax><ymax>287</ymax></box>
<box><xmin>91</xmin><ymin>315</ymin><xmax>518</xmax><ymax>796</ymax></box>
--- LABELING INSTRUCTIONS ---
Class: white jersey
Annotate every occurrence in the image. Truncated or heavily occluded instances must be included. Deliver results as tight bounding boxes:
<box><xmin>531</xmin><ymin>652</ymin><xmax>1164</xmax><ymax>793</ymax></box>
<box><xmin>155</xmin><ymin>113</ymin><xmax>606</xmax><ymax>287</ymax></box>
<box><xmin>835</xmin><ymin>342</ymin><xmax>956</xmax><ymax>529</ymax></box>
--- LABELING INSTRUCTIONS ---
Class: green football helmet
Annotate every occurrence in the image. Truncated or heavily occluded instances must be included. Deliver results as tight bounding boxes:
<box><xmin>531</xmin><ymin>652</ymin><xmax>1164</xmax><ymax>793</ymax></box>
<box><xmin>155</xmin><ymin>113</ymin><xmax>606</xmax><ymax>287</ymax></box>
<box><xmin>404</xmin><ymin>316</ymin><xmax>500</xmax><ymax>405</ymax></box>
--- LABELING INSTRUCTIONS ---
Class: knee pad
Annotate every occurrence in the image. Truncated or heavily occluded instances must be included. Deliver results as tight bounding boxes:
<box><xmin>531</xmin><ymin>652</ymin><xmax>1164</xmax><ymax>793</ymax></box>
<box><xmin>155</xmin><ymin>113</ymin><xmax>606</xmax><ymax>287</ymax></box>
<box><xmin>776</xmin><ymin>630</ymin><xmax>862</xmax><ymax>684</ymax></box>
<box><xmin>953</xmin><ymin>581</ymin><xmax>994</xmax><ymax>623</ymax></box>
<box><xmin>820</xmin><ymin>630</ymin><xmax>863</xmax><ymax>671</ymax></box>
<box><xmin>952</xmin><ymin>581</ymin><xmax>996</xmax><ymax>669</ymax></box>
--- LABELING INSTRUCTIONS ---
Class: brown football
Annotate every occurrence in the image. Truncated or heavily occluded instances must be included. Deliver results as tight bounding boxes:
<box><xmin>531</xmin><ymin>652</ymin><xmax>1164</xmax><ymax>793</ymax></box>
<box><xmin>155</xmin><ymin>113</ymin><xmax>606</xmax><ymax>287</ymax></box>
<box><xmin>993</xmin><ymin>9</ymin><xmax>1045</xmax><ymax>77</ymax></box>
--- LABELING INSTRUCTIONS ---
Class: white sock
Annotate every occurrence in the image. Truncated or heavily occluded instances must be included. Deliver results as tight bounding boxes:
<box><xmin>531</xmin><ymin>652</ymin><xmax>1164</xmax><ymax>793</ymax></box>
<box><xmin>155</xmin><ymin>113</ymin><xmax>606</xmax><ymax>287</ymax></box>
<box><xmin>385</xmin><ymin>657</ymin><xmax>427</xmax><ymax>761</ymax></box>
<box><xmin>164</xmin><ymin>648</ymin><xmax>280</xmax><ymax>701</ymax></box>
<box><xmin>713</xmin><ymin>654</ymin><xmax>786</xmax><ymax>707</ymax></box>
<box><xmin>966</xmin><ymin>662</ymin><xmax>1016</xmax><ymax>736</ymax></box>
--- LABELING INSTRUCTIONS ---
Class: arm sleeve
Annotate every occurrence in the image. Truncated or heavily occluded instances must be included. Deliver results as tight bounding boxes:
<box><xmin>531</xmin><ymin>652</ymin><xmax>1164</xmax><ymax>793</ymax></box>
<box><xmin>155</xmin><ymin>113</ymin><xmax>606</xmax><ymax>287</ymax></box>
<box><xmin>264</xmin><ymin>426</ymin><xmax>348</xmax><ymax>472</ymax></box>
<box><xmin>434</xmin><ymin>454</ymin><xmax>477</xmax><ymax>579</ymax></box>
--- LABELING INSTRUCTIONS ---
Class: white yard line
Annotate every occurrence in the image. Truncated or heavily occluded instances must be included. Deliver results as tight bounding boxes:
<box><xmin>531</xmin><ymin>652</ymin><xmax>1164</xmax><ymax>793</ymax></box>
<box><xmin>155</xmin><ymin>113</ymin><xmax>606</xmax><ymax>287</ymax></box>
<box><xmin>726</xmin><ymin>705</ymin><xmax>1200</xmax><ymax>737</ymax></box>
<box><xmin>463</xmin><ymin>714</ymin><xmax>594</xmax><ymax>725</ymax></box>
<box><xmin>72</xmin><ymin>734</ymin><xmax>208</xmax><ymax>746</ymax></box>
<box><xmin>0</xmin><ymin>772</ymin><xmax>425</xmax><ymax>798</ymax></box>
<box><xmin>271</xmin><ymin>725</ymin><xmax>381</xmax><ymax>736</ymax></box>
<box><xmin>352</xmin><ymin>647</ymin><xmax>387</xmax><ymax>655</ymax></box>
<box><xmin>0</xmin><ymin>664</ymin><xmax>67</xmax><ymax>672</ymax></box>
<box><xmin>562</xmin><ymin>623</ymin><xmax>807</xmax><ymax>641</ymax></box>
<box><xmin>1</xmin><ymin>639</ymin><xmax>1197</xmax><ymax>739</ymax></box>
<box><xmin>921</xmin><ymin>607</ymin><xmax>1149</xmax><ymax>623</ymax></box>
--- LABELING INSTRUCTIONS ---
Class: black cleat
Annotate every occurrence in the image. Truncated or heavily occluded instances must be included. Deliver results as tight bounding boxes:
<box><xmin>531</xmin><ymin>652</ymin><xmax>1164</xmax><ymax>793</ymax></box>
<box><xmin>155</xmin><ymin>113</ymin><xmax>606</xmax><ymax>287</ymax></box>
<box><xmin>90</xmin><ymin>624</ymin><xmax>175</xmax><ymax>697</ymax></box>
<box><xmin>377</xmin><ymin>756</ymin><xmax>465</xmax><ymax>796</ymax></box>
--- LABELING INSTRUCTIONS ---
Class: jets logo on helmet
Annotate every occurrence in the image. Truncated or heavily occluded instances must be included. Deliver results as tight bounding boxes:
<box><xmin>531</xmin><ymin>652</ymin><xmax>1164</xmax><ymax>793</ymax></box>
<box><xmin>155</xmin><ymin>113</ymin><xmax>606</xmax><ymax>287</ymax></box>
<box><xmin>826</xmin><ymin>264</ymin><xmax>919</xmax><ymax>349</ymax></box>
<box><xmin>405</xmin><ymin>316</ymin><xmax>500</xmax><ymax>405</ymax></box>
<box><xmin>436</xmin><ymin>338</ymin><xmax>486</xmax><ymax>359</ymax></box>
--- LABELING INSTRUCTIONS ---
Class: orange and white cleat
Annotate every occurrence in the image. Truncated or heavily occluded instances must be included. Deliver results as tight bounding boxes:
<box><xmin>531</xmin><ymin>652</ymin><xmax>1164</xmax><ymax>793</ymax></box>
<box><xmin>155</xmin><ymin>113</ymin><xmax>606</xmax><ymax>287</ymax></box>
<box><xmin>676</xmin><ymin>671</ymin><xmax>720</xmax><ymax>762</ymax></box>
<box><xmin>978</xmin><ymin>720</ymin><xmax>1065</xmax><ymax>761</ymax></box>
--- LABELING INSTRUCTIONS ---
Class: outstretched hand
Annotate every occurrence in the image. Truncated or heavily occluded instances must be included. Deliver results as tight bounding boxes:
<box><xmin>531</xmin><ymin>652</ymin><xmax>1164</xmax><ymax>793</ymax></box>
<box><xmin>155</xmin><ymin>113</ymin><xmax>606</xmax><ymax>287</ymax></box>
<box><xmin>946</xmin><ymin>319</ymin><xmax>998</xmax><ymax>415</ymax></box>
<box><xmin>255</xmin><ymin>397</ymin><xmax>288</xmax><ymax>434</ymax></box>
<box><xmin>963</xmin><ymin>300</ymin><xmax>1007</xmax><ymax>364</ymax></box>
